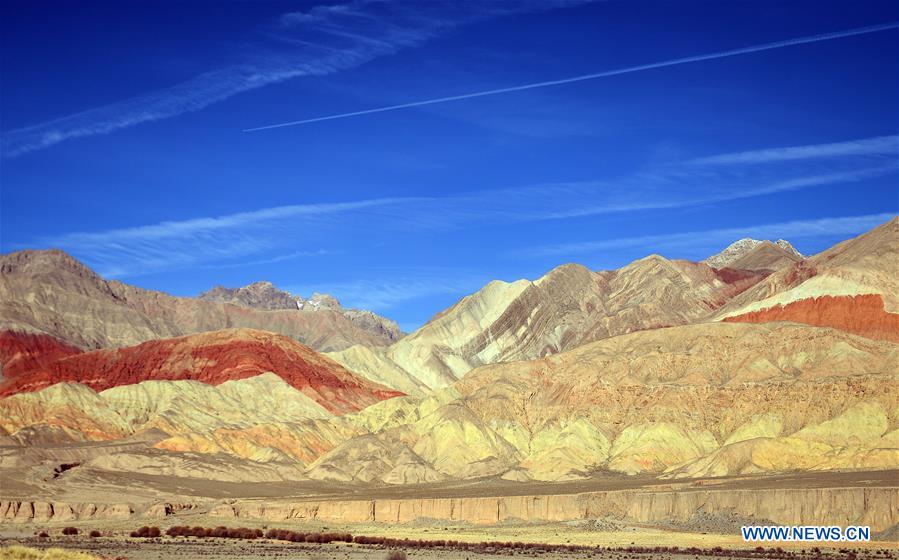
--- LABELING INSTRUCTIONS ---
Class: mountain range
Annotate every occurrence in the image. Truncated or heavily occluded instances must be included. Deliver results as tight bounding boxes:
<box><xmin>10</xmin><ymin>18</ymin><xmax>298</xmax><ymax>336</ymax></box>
<box><xmin>0</xmin><ymin>217</ymin><xmax>896</xmax><ymax>488</ymax></box>
<box><xmin>198</xmin><ymin>281</ymin><xmax>403</xmax><ymax>343</ymax></box>
<box><xmin>0</xmin><ymin>250</ymin><xmax>400</xmax><ymax>353</ymax></box>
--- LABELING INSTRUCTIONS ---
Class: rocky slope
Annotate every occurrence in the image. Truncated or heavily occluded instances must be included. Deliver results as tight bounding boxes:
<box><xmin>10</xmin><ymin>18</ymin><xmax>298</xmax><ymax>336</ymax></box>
<box><xmin>704</xmin><ymin>238</ymin><xmax>803</xmax><ymax>270</ymax></box>
<box><xmin>3</xmin><ymin>320</ymin><xmax>894</xmax><ymax>485</ymax></box>
<box><xmin>330</xmin><ymin>259</ymin><xmax>768</xmax><ymax>390</ymax></box>
<box><xmin>325</xmin><ymin>322</ymin><xmax>896</xmax><ymax>483</ymax></box>
<box><xmin>330</xmin><ymin>220</ymin><xmax>894</xmax><ymax>393</ymax></box>
<box><xmin>199</xmin><ymin>281</ymin><xmax>403</xmax><ymax>343</ymax></box>
<box><xmin>0</xmin><ymin>322</ymin><xmax>894</xmax><ymax>487</ymax></box>
<box><xmin>0</xmin><ymin>371</ymin><xmax>362</xmax><ymax>469</ymax></box>
<box><xmin>0</xmin><ymin>250</ymin><xmax>398</xmax><ymax>352</ymax></box>
<box><xmin>0</xmin><ymin>331</ymin><xmax>82</xmax><ymax>380</ymax></box>
<box><xmin>726</xmin><ymin>241</ymin><xmax>804</xmax><ymax>272</ymax></box>
<box><xmin>720</xmin><ymin>217</ymin><xmax>899</xmax><ymax>341</ymax></box>
<box><xmin>0</xmin><ymin>328</ymin><xmax>402</xmax><ymax>414</ymax></box>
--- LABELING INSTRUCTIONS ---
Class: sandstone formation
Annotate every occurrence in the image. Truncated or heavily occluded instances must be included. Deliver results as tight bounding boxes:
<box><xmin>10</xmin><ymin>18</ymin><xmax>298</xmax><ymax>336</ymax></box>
<box><xmin>724</xmin><ymin>293</ymin><xmax>899</xmax><ymax>342</ymax></box>
<box><xmin>1</xmin><ymin>321</ymin><xmax>895</xmax><ymax>484</ymax></box>
<box><xmin>332</xmin><ymin>259</ymin><xmax>768</xmax><ymax>390</ymax></box>
<box><xmin>0</xmin><ymin>382</ymin><xmax>131</xmax><ymax>441</ymax></box>
<box><xmin>0</xmin><ymin>250</ymin><xmax>398</xmax><ymax>352</ymax></box>
<box><xmin>326</xmin><ymin>344</ymin><xmax>430</xmax><ymax>396</ymax></box>
<box><xmin>0</xmin><ymin>331</ymin><xmax>82</xmax><ymax>380</ymax></box>
<box><xmin>0</xmin><ymin>373</ymin><xmax>356</xmax><ymax>468</ymax></box>
<box><xmin>439</xmin><ymin>322</ymin><xmax>897</xmax><ymax>480</ymax></box>
<box><xmin>0</xmin><ymin>328</ymin><xmax>402</xmax><ymax>414</ymax></box>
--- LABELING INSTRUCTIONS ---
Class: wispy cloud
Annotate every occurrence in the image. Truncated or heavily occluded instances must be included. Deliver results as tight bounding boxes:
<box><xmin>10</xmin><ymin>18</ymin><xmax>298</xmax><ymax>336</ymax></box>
<box><xmin>1</xmin><ymin>0</ymin><xmax>587</xmax><ymax>158</ymax></box>
<box><xmin>195</xmin><ymin>249</ymin><xmax>331</xmax><ymax>271</ymax></box>
<box><xmin>688</xmin><ymin>135</ymin><xmax>899</xmax><ymax>165</ymax></box>
<box><xmin>36</xmin><ymin>198</ymin><xmax>402</xmax><ymax>277</ymax></box>
<box><xmin>21</xmin><ymin>135</ymin><xmax>896</xmax><ymax>277</ymax></box>
<box><xmin>518</xmin><ymin>213</ymin><xmax>896</xmax><ymax>259</ymax></box>
<box><xmin>244</xmin><ymin>21</ymin><xmax>899</xmax><ymax>132</ymax></box>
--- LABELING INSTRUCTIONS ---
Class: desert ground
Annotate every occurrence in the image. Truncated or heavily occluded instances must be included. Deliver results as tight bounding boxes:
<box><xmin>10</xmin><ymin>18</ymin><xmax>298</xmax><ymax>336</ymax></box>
<box><xmin>3</xmin><ymin>470</ymin><xmax>898</xmax><ymax>559</ymax></box>
<box><xmin>1</xmin><ymin>526</ymin><xmax>896</xmax><ymax>560</ymax></box>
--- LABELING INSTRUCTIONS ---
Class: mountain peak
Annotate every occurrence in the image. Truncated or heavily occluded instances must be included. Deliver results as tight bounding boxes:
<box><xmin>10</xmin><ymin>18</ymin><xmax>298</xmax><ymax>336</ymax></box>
<box><xmin>704</xmin><ymin>238</ymin><xmax>802</xmax><ymax>270</ymax></box>
<box><xmin>774</xmin><ymin>239</ymin><xmax>804</xmax><ymax>259</ymax></box>
<box><xmin>299</xmin><ymin>292</ymin><xmax>342</xmax><ymax>311</ymax></box>
<box><xmin>0</xmin><ymin>249</ymin><xmax>99</xmax><ymax>280</ymax></box>
<box><xmin>198</xmin><ymin>281</ymin><xmax>299</xmax><ymax>310</ymax></box>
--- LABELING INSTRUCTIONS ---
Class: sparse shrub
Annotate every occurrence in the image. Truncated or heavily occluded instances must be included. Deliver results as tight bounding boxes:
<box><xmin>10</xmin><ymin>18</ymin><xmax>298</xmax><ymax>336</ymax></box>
<box><xmin>38</xmin><ymin>531</ymin><xmax>49</xmax><ymax>538</ymax></box>
<box><xmin>190</xmin><ymin>526</ymin><xmax>209</xmax><ymax>538</ymax></box>
<box><xmin>166</xmin><ymin>526</ymin><xmax>186</xmax><ymax>537</ymax></box>
<box><xmin>129</xmin><ymin>526</ymin><xmax>161</xmax><ymax>538</ymax></box>
<box><xmin>89</xmin><ymin>530</ymin><xmax>101</xmax><ymax>538</ymax></box>
<box><xmin>62</xmin><ymin>527</ymin><xmax>78</xmax><ymax>536</ymax></box>
<box><xmin>163</xmin><ymin>525</ymin><xmax>267</xmax><ymax>541</ymax></box>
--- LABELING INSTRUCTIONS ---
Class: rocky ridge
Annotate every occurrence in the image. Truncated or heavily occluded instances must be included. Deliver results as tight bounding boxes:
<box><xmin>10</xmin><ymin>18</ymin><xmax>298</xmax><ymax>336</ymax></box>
<box><xmin>0</xmin><ymin>250</ymin><xmax>398</xmax><ymax>352</ymax></box>
<box><xmin>0</xmin><ymin>328</ymin><xmax>402</xmax><ymax>414</ymax></box>
<box><xmin>329</xmin><ymin>258</ymin><xmax>769</xmax><ymax>390</ymax></box>
<box><xmin>199</xmin><ymin>281</ymin><xmax>403</xmax><ymax>343</ymax></box>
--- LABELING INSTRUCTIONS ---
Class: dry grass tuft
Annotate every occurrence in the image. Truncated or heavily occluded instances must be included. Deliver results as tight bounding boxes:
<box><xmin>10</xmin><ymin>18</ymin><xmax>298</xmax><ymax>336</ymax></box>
<box><xmin>0</xmin><ymin>546</ymin><xmax>100</xmax><ymax>560</ymax></box>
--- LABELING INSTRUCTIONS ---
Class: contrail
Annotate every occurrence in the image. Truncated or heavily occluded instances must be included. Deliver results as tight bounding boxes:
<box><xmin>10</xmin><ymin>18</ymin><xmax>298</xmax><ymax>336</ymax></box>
<box><xmin>244</xmin><ymin>21</ymin><xmax>899</xmax><ymax>132</ymax></box>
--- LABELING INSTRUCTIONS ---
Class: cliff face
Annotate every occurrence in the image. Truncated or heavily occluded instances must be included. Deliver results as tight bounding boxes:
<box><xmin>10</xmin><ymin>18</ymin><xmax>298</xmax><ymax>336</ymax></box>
<box><xmin>5</xmin><ymin>486</ymin><xmax>896</xmax><ymax>531</ymax></box>
<box><xmin>0</xmin><ymin>501</ymin><xmax>133</xmax><ymax>522</ymax></box>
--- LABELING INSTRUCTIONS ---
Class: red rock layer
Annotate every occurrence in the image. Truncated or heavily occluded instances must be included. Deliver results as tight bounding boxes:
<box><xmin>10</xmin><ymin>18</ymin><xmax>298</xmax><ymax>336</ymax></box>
<box><xmin>714</xmin><ymin>267</ymin><xmax>769</xmax><ymax>287</ymax></box>
<box><xmin>0</xmin><ymin>328</ymin><xmax>402</xmax><ymax>414</ymax></box>
<box><xmin>0</xmin><ymin>331</ymin><xmax>83</xmax><ymax>379</ymax></box>
<box><xmin>724</xmin><ymin>294</ymin><xmax>899</xmax><ymax>343</ymax></box>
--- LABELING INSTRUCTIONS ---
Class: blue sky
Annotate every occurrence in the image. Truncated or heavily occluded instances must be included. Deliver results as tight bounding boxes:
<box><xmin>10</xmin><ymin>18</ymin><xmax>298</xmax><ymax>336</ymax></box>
<box><xmin>2</xmin><ymin>0</ymin><xmax>897</xmax><ymax>331</ymax></box>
